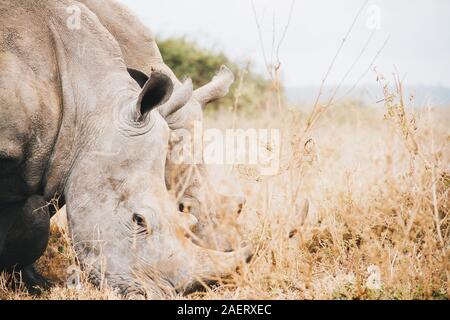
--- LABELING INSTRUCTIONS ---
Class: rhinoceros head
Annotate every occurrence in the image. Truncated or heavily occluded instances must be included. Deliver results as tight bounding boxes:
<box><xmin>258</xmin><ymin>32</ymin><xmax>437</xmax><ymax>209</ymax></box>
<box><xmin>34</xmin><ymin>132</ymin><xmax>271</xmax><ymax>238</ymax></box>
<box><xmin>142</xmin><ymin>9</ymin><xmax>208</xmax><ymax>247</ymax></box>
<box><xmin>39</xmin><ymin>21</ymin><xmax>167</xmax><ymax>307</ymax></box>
<box><xmin>63</xmin><ymin>71</ymin><xmax>251</xmax><ymax>298</ymax></box>
<box><xmin>76</xmin><ymin>0</ymin><xmax>245</xmax><ymax>253</ymax></box>
<box><xmin>131</xmin><ymin>66</ymin><xmax>246</xmax><ymax>251</ymax></box>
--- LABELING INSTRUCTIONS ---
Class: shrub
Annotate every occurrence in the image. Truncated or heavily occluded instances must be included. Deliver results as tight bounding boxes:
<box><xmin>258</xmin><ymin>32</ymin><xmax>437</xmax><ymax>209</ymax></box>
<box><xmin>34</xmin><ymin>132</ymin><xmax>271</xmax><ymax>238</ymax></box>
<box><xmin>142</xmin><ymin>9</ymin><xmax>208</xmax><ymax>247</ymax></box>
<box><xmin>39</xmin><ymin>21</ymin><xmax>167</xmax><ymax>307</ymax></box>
<box><xmin>157</xmin><ymin>36</ymin><xmax>271</xmax><ymax>112</ymax></box>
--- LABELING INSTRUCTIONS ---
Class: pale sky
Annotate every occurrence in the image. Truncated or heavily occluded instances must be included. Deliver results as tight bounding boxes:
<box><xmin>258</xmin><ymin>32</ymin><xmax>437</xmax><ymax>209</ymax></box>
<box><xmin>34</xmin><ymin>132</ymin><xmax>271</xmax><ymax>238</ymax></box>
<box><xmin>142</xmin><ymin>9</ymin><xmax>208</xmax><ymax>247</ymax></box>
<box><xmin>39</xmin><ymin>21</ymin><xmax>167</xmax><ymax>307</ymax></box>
<box><xmin>118</xmin><ymin>0</ymin><xmax>450</xmax><ymax>88</ymax></box>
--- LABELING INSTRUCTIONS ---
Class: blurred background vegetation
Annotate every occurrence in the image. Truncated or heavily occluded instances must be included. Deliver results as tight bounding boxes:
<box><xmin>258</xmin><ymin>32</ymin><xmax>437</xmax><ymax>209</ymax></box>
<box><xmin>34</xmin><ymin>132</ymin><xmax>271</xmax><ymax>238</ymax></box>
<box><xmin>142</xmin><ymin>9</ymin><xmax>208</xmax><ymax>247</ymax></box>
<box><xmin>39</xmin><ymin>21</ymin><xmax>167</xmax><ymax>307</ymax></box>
<box><xmin>158</xmin><ymin>37</ymin><xmax>276</xmax><ymax>112</ymax></box>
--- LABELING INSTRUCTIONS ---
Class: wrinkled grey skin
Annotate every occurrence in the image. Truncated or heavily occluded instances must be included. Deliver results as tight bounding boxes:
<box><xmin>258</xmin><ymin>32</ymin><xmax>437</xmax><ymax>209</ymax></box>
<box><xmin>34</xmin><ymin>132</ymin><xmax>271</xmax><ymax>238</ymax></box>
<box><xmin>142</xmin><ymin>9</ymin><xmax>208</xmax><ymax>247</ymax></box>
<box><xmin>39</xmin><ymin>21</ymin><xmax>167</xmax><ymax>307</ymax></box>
<box><xmin>0</xmin><ymin>0</ymin><xmax>250</xmax><ymax>297</ymax></box>
<box><xmin>78</xmin><ymin>0</ymin><xmax>246</xmax><ymax>251</ymax></box>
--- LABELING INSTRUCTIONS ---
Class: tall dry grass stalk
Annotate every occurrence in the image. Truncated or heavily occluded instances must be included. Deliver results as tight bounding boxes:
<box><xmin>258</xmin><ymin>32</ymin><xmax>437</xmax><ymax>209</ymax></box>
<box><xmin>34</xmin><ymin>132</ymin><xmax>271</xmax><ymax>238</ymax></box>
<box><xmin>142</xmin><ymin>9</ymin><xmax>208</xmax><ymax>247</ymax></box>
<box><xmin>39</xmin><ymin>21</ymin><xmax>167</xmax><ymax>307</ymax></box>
<box><xmin>1</xmin><ymin>84</ymin><xmax>448</xmax><ymax>300</ymax></box>
<box><xmin>198</xmin><ymin>85</ymin><xmax>449</xmax><ymax>299</ymax></box>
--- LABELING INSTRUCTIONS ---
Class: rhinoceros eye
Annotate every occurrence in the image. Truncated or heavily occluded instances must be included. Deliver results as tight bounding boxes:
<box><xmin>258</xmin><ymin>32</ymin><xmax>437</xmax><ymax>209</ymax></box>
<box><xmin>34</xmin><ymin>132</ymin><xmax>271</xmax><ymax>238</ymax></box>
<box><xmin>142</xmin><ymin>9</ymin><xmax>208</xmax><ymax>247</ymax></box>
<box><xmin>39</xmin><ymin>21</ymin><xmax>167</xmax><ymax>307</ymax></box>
<box><xmin>132</xmin><ymin>213</ymin><xmax>147</xmax><ymax>229</ymax></box>
<box><xmin>179</xmin><ymin>203</ymin><xmax>191</xmax><ymax>213</ymax></box>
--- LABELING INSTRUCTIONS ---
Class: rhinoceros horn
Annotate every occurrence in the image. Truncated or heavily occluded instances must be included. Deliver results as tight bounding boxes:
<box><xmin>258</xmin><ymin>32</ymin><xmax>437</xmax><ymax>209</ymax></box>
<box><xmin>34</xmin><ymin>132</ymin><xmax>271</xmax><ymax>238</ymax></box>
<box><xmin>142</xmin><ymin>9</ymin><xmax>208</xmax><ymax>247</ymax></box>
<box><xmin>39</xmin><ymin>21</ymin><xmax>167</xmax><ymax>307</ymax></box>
<box><xmin>193</xmin><ymin>65</ymin><xmax>235</xmax><ymax>106</ymax></box>
<box><xmin>132</xmin><ymin>233</ymin><xmax>253</xmax><ymax>296</ymax></box>
<box><xmin>179</xmin><ymin>242</ymin><xmax>253</xmax><ymax>293</ymax></box>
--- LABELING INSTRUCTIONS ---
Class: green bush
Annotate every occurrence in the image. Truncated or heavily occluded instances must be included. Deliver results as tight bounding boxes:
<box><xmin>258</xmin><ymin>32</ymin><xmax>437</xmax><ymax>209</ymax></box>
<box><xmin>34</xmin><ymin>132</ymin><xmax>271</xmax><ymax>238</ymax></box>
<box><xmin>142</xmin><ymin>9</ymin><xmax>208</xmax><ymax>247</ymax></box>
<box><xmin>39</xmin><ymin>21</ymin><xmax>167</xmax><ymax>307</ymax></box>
<box><xmin>157</xmin><ymin>36</ymin><xmax>270</xmax><ymax>112</ymax></box>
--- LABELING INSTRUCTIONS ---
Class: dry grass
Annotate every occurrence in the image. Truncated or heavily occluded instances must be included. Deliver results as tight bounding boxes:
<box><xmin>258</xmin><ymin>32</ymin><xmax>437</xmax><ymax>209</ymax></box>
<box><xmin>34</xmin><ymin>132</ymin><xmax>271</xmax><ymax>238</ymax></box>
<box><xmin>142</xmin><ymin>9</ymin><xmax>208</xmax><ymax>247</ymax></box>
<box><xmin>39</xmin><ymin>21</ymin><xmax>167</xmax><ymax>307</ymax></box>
<box><xmin>1</xmin><ymin>80</ymin><xmax>449</xmax><ymax>300</ymax></box>
<box><xmin>199</xmin><ymin>88</ymin><xmax>449</xmax><ymax>300</ymax></box>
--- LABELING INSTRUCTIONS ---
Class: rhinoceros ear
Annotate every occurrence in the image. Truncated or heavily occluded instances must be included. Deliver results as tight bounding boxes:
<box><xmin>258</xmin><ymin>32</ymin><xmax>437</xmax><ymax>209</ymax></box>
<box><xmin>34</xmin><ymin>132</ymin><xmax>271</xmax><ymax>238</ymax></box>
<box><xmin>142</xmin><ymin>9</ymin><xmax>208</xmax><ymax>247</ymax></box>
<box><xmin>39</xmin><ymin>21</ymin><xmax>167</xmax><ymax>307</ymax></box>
<box><xmin>135</xmin><ymin>72</ymin><xmax>173</xmax><ymax>122</ymax></box>
<box><xmin>127</xmin><ymin>68</ymin><xmax>149</xmax><ymax>88</ymax></box>
<box><xmin>159</xmin><ymin>78</ymin><xmax>193</xmax><ymax>119</ymax></box>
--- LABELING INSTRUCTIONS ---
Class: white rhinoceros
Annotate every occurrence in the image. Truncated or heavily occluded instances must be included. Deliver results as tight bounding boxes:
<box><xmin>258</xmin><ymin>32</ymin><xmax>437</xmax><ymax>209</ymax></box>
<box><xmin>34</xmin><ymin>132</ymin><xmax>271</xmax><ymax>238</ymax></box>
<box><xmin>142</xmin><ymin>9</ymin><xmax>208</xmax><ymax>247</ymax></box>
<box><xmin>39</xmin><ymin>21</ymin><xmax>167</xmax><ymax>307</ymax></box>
<box><xmin>0</xmin><ymin>0</ymin><xmax>250</xmax><ymax>297</ymax></box>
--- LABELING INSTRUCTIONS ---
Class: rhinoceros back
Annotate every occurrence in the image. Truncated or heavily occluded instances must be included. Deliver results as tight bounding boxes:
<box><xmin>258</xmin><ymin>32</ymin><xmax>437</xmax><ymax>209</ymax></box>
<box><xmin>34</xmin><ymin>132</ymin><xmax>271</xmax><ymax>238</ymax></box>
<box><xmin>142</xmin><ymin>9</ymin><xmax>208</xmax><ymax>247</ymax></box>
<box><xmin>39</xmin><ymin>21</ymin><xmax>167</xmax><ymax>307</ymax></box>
<box><xmin>0</xmin><ymin>0</ymin><xmax>128</xmax><ymax>202</ymax></box>
<box><xmin>0</xmin><ymin>1</ymin><xmax>63</xmax><ymax>202</ymax></box>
